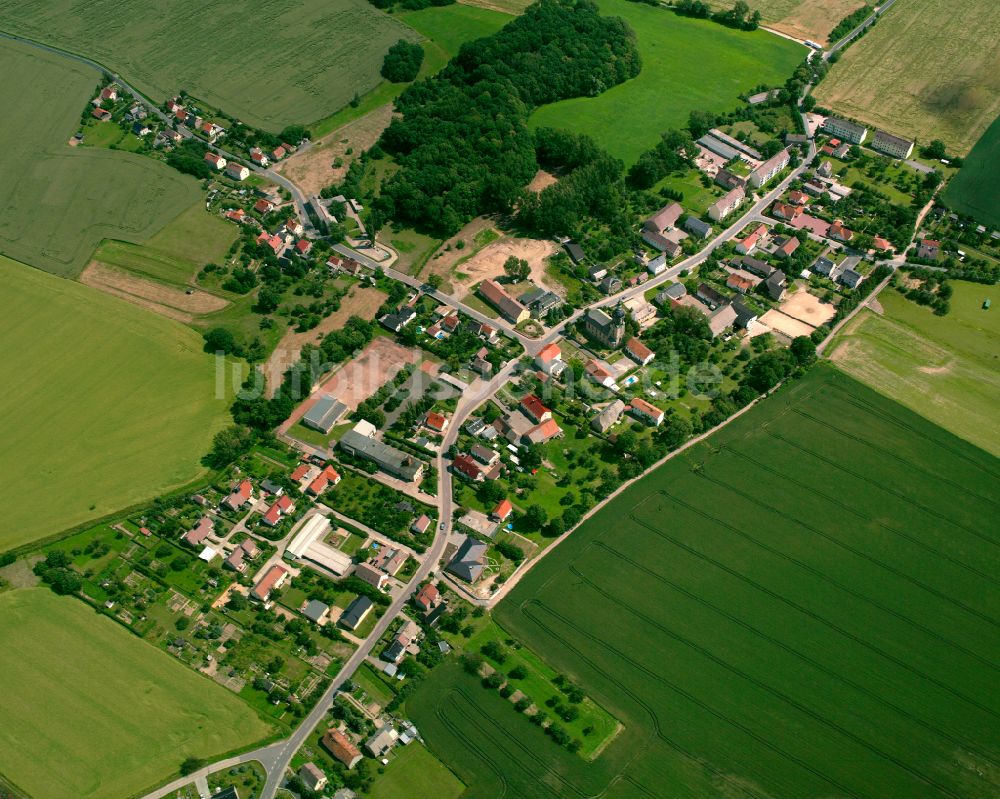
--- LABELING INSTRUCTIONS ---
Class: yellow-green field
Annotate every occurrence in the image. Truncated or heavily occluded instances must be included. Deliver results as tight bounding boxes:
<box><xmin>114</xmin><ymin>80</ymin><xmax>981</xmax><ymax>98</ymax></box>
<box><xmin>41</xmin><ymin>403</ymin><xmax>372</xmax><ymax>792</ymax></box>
<box><xmin>0</xmin><ymin>257</ymin><xmax>232</xmax><ymax>550</ymax></box>
<box><xmin>0</xmin><ymin>39</ymin><xmax>200</xmax><ymax>278</ymax></box>
<box><xmin>814</xmin><ymin>0</ymin><xmax>1000</xmax><ymax>154</ymax></box>
<box><xmin>829</xmin><ymin>282</ymin><xmax>1000</xmax><ymax>456</ymax></box>
<box><xmin>707</xmin><ymin>0</ymin><xmax>865</xmax><ymax>43</ymax></box>
<box><xmin>0</xmin><ymin>0</ymin><xmax>418</xmax><ymax>131</ymax></box>
<box><xmin>0</xmin><ymin>589</ymin><xmax>272</xmax><ymax>799</ymax></box>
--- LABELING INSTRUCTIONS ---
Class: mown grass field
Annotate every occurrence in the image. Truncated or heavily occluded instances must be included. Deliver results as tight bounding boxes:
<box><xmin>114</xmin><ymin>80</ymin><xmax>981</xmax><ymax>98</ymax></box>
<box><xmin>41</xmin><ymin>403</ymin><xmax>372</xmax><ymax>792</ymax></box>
<box><xmin>0</xmin><ymin>0</ymin><xmax>418</xmax><ymax>131</ymax></box>
<box><xmin>399</xmin><ymin>3</ymin><xmax>511</xmax><ymax>58</ymax></box>
<box><xmin>367</xmin><ymin>743</ymin><xmax>465</xmax><ymax>799</ymax></box>
<box><xmin>814</xmin><ymin>0</ymin><xmax>1000</xmax><ymax>155</ymax></box>
<box><xmin>528</xmin><ymin>0</ymin><xmax>805</xmax><ymax>164</ymax></box>
<box><xmin>0</xmin><ymin>257</ymin><xmax>231</xmax><ymax>550</ymax></box>
<box><xmin>830</xmin><ymin>282</ymin><xmax>1000</xmax><ymax>456</ymax></box>
<box><xmin>411</xmin><ymin>365</ymin><xmax>1000</xmax><ymax>798</ymax></box>
<box><xmin>942</xmin><ymin>114</ymin><xmax>1000</xmax><ymax>226</ymax></box>
<box><xmin>0</xmin><ymin>589</ymin><xmax>272</xmax><ymax>799</ymax></box>
<box><xmin>0</xmin><ymin>40</ymin><xmax>199</xmax><ymax>278</ymax></box>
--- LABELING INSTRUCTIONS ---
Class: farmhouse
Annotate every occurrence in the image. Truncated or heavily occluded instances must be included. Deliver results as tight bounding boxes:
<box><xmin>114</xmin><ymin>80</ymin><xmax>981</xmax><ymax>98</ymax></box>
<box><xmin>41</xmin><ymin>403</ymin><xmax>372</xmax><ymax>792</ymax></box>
<box><xmin>339</xmin><ymin>422</ymin><xmax>424</xmax><ymax>482</ymax></box>
<box><xmin>707</xmin><ymin>186</ymin><xmax>745</xmax><ymax>222</ymax></box>
<box><xmin>519</xmin><ymin>394</ymin><xmax>551</xmax><ymax>424</ymax></box>
<box><xmin>184</xmin><ymin>516</ymin><xmax>214</xmax><ymax>547</ymax></box>
<box><xmin>322</xmin><ymin>729</ymin><xmax>362</xmax><ymax>769</ymax></box>
<box><xmin>452</xmin><ymin>453</ymin><xmax>484</xmax><ymax>482</ymax></box>
<box><xmin>739</xmin><ymin>256</ymin><xmax>775</xmax><ymax>279</ymax></box>
<box><xmin>563</xmin><ymin>241</ymin><xmax>586</xmax><ymax>264</ymax></box>
<box><xmin>302</xmin><ymin>395</ymin><xmax>348</xmax><ymax>434</ymax></box>
<box><xmin>592</xmin><ymin>398</ymin><xmax>625</xmax><ymax>433</ymax></box>
<box><xmin>774</xmin><ymin>237</ymin><xmax>800</xmax><ymax>259</ymax></box>
<box><xmin>307</xmin><ymin>465</ymin><xmax>340</xmax><ymax>496</ymax></box>
<box><xmin>299</xmin><ymin>763</ymin><xmax>328</xmax><ymax>793</ymax></box>
<box><xmin>707</xmin><ymin>303</ymin><xmax>738</xmax><ymax>338</ymax></box>
<box><xmin>643</xmin><ymin>202</ymin><xmax>683</xmax><ymax>234</ymax></box>
<box><xmin>917</xmin><ymin>239</ymin><xmax>940</xmax><ymax>259</ymax></box>
<box><xmin>871</xmin><ymin>130</ymin><xmax>914</xmax><ymax>159</ymax></box>
<box><xmin>585</xmin><ymin>359</ymin><xmax>616</xmax><ymax>388</ymax></box>
<box><xmin>478</xmin><ymin>279</ymin><xmax>528</xmax><ymax>324</ymax></box>
<box><xmin>726</xmin><ymin>271</ymin><xmax>758</xmax><ymax>294</ymax></box>
<box><xmin>772</xmin><ymin>202</ymin><xmax>802</xmax><ymax>222</ymax></box>
<box><xmin>697</xmin><ymin>283</ymin><xmax>728</xmax><ymax>309</ymax></box>
<box><xmin>366</xmin><ymin>727</ymin><xmax>399</xmax><ymax>757</ymax></box>
<box><xmin>583</xmin><ymin>306</ymin><xmax>625</xmax><ymax>348</ymax></box>
<box><xmin>261</xmin><ymin>494</ymin><xmax>294</xmax><ymax>527</ymax></box>
<box><xmin>735</xmin><ymin>224</ymin><xmax>769</xmax><ymax>255</ymax></box>
<box><xmin>204</xmin><ymin>152</ymin><xmax>226</xmax><ymax>170</ymax></box>
<box><xmin>413</xmin><ymin>583</ymin><xmax>440</xmax><ymax>613</ymax></box>
<box><xmin>355</xmin><ymin>563</ymin><xmax>389</xmax><ymax>591</ymax></box>
<box><xmin>748</xmin><ymin>149</ymin><xmax>789</xmax><ymax>188</ymax></box>
<box><xmin>523</xmin><ymin>417</ymin><xmax>562</xmax><ymax>445</ymax></box>
<box><xmin>822</xmin><ymin>116</ymin><xmax>867</xmax><ymax>144</ymax></box>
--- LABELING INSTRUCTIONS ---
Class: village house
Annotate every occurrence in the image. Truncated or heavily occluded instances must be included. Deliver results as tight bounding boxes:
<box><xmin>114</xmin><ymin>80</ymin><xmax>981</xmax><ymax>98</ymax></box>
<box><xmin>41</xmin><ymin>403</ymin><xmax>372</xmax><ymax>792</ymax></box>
<box><xmin>224</xmin><ymin>208</ymin><xmax>246</xmax><ymax>223</ymax></box>
<box><xmin>585</xmin><ymin>359</ymin><xmax>616</xmax><ymax>388</ymax></box>
<box><xmin>519</xmin><ymin>394</ymin><xmax>551</xmax><ymax>424</ymax></box>
<box><xmin>646</xmin><ymin>253</ymin><xmax>667</xmax><ymax>276</ymax></box>
<box><xmin>697</xmin><ymin>283</ymin><xmax>728</xmax><ymax>309</ymax></box>
<box><xmin>773</xmin><ymin>236</ymin><xmax>800</xmax><ymax>259</ymax></box>
<box><xmin>735</xmin><ymin>224</ymin><xmax>769</xmax><ymax>255</ymax></box>
<box><xmin>707</xmin><ymin>303</ymin><xmax>738</xmax><ymax>338</ymax></box>
<box><xmin>685</xmin><ymin>216</ymin><xmax>713</xmax><ymax>239</ymax></box>
<box><xmin>624</xmin><ymin>337</ymin><xmax>654</xmax><ymax>366</ymax></box>
<box><xmin>765</xmin><ymin>270</ymin><xmax>787</xmax><ymax>301</ymax></box>
<box><xmin>492</xmin><ymin>498</ymin><xmax>513</xmax><ymax>522</ymax></box>
<box><xmin>261</xmin><ymin>494</ymin><xmax>294</xmax><ymax>527</ymax></box>
<box><xmin>307</xmin><ymin>465</ymin><xmax>341</xmax><ymax>496</ymax></box>
<box><xmin>534</xmin><ymin>342</ymin><xmax>565</xmax><ymax>376</ymax></box>
<box><xmin>917</xmin><ymin>239</ymin><xmax>940</xmax><ymax>259</ymax></box>
<box><xmin>91</xmin><ymin>107</ymin><xmax>112</xmax><ymax>121</ymax></box>
<box><xmin>452</xmin><ymin>453</ymin><xmax>484</xmax><ymax>482</ymax></box>
<box><xmin>726</xmin><ymin>270</ymin><xmax>758</xmax><ymax>294</ymax></box>
<box><xmin>224</xmin><ymin>479</ymin><xmax>253</xmax><ymax>511</ymax></box>
<box><xmin>828</xmin><ymin>220</ymin><xmax>854</xmax><ymax>243</ymax></box>
<box><xmin>204</xmin><ymin>152</ymin><xmax>226</xmax><ymax>171</ymax></box>
<box><xmin>339</xmin><ymin>421</ymin><xmax>424</xmax><ymax>482</ymax></box>
<box><xmin>629</xmin><ymin>397</ymin><xmax>665</xmax><ymax>426</ymax></box>
<box><xmin>252</xmin><ymin>564</ymin><xmax>288</xmax><ymax>604</ymax></box>
<box><xmin>249</xmin><ymin>147</ymin><xmax>270</xmax><ymax>167</ymax></box>
<box><xmin>424</xmin><ymin>411</ymin><xmax>449</xmax><ymax>432</ymax></box>
<box><xmin>380</xmin><ymin>306</ymin><xmax>417</xmax><ymax>333</ymax></box>
<box><xmin>788</xmin><ymin>190</ymin><xmax>809</xmax><ymax>206</ymax></box>
<box><xmin>256</xmin><ymin>231</ymin><xmax>283</xmax><ymax>255</ymax></box>
<box><xmin>355</xmin><ymin>562</ymin><xmax>389</xmax><ymax>591</ymax></box>
<box><xmin>707</xmin><ymin>186</ymin><xmax>745</xmax><ymax>222</ymax></box>
<box><xmin>299</xmin><ymin>763</ymin><xmax>328</xmax><ymax>793</ymax></box>
<box><xmin>413</xmin><ymin>583</ymin><xmax>440</xmax><ymax>613</ymax></box>
<box><xmin>772</xmin><ymin>202</ymin><xmax>802</xmax><ymax>222</ymax></box>
<box><xmin>411</xmin><ymin>515</ymin><xmax>432</xmax><ymax>536</ymax></box>
<box><xmin>715</xmin><ymin>168</ymin><xmax>745</xmax><ymax>190</ymax></box>
<box><xmin>295</xmin><ymin>239</ymin><xmax>312</xmax><ymax>257</ymax></box>
<box><xmin>446</xmin><ymin>537</ymin><xmax>488</xmax><ymax>583</ymax></box>
<box><xmin>184</xmin><ymin>516</ymin><xmax>214</xmax><ymax>547</ymax></box>
<box><xmin>563</xmin><ymin>241</ymin><xmax>586</xmax><ymax>264</ymax></box>
<box><xmin>253</xmin><ymin>198</ymin><xmax>274</xmax><ymax>214</ymax></box>
<box><xmin>523</xmin><ymin>417</ymin><xmax>562</xmax><ymax>446</ymax></box>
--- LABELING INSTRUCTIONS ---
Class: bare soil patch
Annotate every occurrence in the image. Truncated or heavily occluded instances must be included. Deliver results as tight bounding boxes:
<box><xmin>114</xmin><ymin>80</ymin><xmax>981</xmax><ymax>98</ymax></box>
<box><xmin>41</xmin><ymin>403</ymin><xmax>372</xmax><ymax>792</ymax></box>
<box><xmin>446</xmin><ymin>236</ymin><xmax>561</xmax><ymax>297</ymax></box>
<box><xmin>760</xmin><ymin>308</ymin><xmax>816</xmax><ymax>339</ymax></box>
<box><xmin>280</xmin><ymin>336</ymin><xmax>425</xmax><ymax>432</ymax></box>
<box><xmin>264</xmin><ymin>285</ymin><xmax>387</xmax><ymax>397</ymax></box>
<box><xmin>81</xmin><ymin>261</ymin><xmax>228</xmax><ymax>323</ymax></box>
<box><xmin>526</xmin><ymin>169</ymin><xmax>558</xmax><ymax>193</ymax></box>
<box><xmin>276</xmin><ymin>105</ymin><xmax>394</xmax><ymax>197</ymax></box>
<box><xmin>778</xmin><ymin>289</ymin><xmax>836</xmax><ymax>327</ymax></box>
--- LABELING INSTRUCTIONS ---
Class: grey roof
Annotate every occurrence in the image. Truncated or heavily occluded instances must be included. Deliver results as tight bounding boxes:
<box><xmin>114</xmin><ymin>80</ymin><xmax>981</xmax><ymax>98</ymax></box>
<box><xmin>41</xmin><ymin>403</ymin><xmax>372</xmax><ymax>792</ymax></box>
<box><xmin>664</xmin><ymin>282</ymin><xmax>686</xmax><ymax>299</ymax></box>
<box><xmin>564</xmin><ymin>241</ymin><xmax>585</xmax><ymax>263</ymax></box>
<box><xmin>303</xmin><ymin>600</ymin><xmax>329</xmax><ymax>623</ymax></box>
<box><xmin>591</xmin><ymin>399</ymin><xmax>626</xmax><ymax>433</ymax></box>
<box><xmin>765</xmin><ymin>271</ymin><xmax>787</xmax><ymax>300</ymax></box>
<box><xmin>732</xmin><ymin>300</ymin><xmax>757</xmax><ymax>328</ymax></box>
<box><xmin>381</xmin><ymin>639</ymin><xmax>406</xmax><ymax>663</ymax></box>
<box><xmin>380</xmin><ymin>307</ymin><xmax>416</xmax><ymax>333</ymax></box>
<box><xmin>340</xmin><ymin>595</ymin><xmax>374</xmax><ymax>629</ymax></box>
<box><xmin>708</xmin><ymin>128</ymin><xmax>763</xmax><ymax>160</ymax></box>
<box><xmin>812</xmin><ymin>256</ymin><xmax>835</xmax><ymax>275</ymax></box>
<box><xmin>446</xmin><ymin>537</ymin><xmax>488</xmax><ymax>582</ymax></box>
<box><xmin>697</xmin><ymin>283</ymin><xmax>727</xmax><ymax>307</ymax></box>
<box><xmin>684</xmin><ymin>216</ymin><xmax>713</xmax><ymax>238</ymax></box>
<box><xmin>872</xmin><ymin>129</ymin><xmax>914</xmax><ymax>151</ymax></box>
<box><xmin>588</xmin><ymin>263</ymin><xmax>608</xmax><ymax>279</ymax></box>
<box><xmin>739</xmin><ymin>256</ymin><xmax>775</xmax><ymax>278</ymax></box>
<box><xmin>339</xmin><ymin>430</ymin><xmax>423</xmax><ymax>482</ymax></box>
<box><xmin>303</xmin><ymin>395</ymin><xmax>348</xmax><ymax>433</ymax></box>
<box><xmin>823</xmin><ymin>116</ymin><xmax>866</xmax><ymax>138</ymax></box>
<box><xmin>697</xmin><ymin>134</ymin><xmax>741</xmax><ymax>162</ymax></box>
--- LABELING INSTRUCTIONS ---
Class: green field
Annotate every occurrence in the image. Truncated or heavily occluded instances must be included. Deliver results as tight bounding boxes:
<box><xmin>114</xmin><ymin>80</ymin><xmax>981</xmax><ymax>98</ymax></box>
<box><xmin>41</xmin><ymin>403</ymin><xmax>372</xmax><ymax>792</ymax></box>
<box><xmin>411</xmin><ymin>366</ymin><xmax>1000</xmax><ymax>797</ymax></box>
<box><xmin>0</xmin><ymin>258</ymin><xmax>231</xmax><ymax>550</ymax></box>
<box><xmin>942</xmin><ymin>114</ymin><xmax>1000</xmax><ymax>226</ymax></box>
<box><xmin>0</xmin><ymin>0</ymin><xmax>419</xmax><ymax>131</ymax></box>
<box><xmin>830</xmin><ymin>282</ymin><xmax>1000</xmax><ymax>456</ymax></box>
<box><xmin>368</xmin><ymin>743</ymin><xmax>465</xmax><ymax>799</ymax></box>
<box><xmin>814</xmin><ymin>0</ymin><xmax>1000</xmax><ymax>155</ymax></box>
<box><xmin>0</xmin><ymin>40</ymin><xmax>200</xmax><ymax>278</ymax></box>
<box><xmin>92</xmin><ymin>203</ymin><xmax>238</xmax><ymax>286</ymax></box>
<box><xmin>399</xmin><ymin>4</ymin><xmax>511</xmax><ymax>58</ymax></box>
<box><xmin>0</xmin><ymin>589</ymin><xmax>272</xmax><ymax>799</ymax></box>
<box><xmin>528</xmin><ymin>0</ymin><xmax>805</xmax><ymax>163</ymax></box>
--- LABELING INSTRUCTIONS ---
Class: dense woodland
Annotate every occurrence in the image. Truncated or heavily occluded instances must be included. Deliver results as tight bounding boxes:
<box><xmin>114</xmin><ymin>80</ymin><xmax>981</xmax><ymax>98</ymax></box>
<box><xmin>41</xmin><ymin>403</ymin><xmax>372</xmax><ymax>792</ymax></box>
<box><xmin>371</xmin><ymin>0</ymin><xmax>641</xmax><ymax>235</ymax></box>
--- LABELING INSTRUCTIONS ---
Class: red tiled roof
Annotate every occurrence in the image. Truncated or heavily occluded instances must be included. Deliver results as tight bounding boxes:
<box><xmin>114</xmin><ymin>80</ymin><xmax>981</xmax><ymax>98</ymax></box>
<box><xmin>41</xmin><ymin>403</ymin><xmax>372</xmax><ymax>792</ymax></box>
<box><xmin>414</xmin><ymin>583</ymin><xmax>439</xmax><ymax>610</ymax></box>
<box><xmin>493</xmin><ymin>499</ymin><xmax>513</xmax><ymax>519</ymax></box>
<box><xmin>296</xmin><ymin>239</ymin><xmax>312</xmax><ymax>254</ymax></box>
<box><xmin>625</xmin><ymin>337</ymin><xmax>653</xmax><ymax>362</ymax></box>
<box><xmin>425</xmin><ymin>411</ymin><xmax>448</xmax><ymax>431</ymax></box>
<box><xmin>254</xmin><ymin>198</ymin><xmax>273</xmax><ymax>213</ymax></box>
<box><xmin>452</xmin><ymin>454</ymin><xmax>482</xmax><ymax>480</ymax></box>
<box><xmin>253</xmin><ymin>565</ymin><xmax>288</xmax><ymax>599</ymax></box>
<box><xmin>536</xmin><ymin>342</ymin><xmax>561</xmax><ymax>363</ymax></box>
<box><xmin>520</xmin><ymin>394</ymin><xmax>550</xmax><ymax>422</ymax></box>
<box><xmin>630</xmin><ymin>397</ymin><xmax>663</xmax><ymax>420</ymax></box>
<box><xmin>291</xmin><ymin>464</ymin><xmax>310</xmax><ymax>481</ymax></box>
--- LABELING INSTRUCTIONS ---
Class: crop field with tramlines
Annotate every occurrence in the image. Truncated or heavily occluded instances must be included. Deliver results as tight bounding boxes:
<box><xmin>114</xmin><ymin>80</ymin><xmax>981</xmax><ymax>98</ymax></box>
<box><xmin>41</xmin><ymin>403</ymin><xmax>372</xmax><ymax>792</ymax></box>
<box><xmin>0</xmin><ymin>0</ymin><xmax>417</xmax><ymax>131</ymax></box>
<box><xmin>410</xmin><ymin>366</ymin><xmax>1000</xmax><ymax>798</ymax></box>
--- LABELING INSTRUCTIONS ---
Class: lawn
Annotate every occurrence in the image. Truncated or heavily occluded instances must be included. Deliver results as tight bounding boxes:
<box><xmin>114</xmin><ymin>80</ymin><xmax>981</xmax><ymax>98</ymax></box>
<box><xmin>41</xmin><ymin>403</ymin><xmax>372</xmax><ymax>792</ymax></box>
<box><xmin>0</xmin><ymin>40</ymin><xmax>199</xmax><ymax>278</ymax></box>
<box><xmin>0</xmin><ymin>0</ymin><xmax>419</xmax><ymax>131</ymax></box>
<box><xmin>0</xmin><ymin>258</ymin><xmax>232</xmax><ymax>550</ymax></box>
<box><xmin>528</xmin><ymin>0</ymin><xmax>805</xmax><ymax>164</ymax></box>
<box><xmin>0</xmin><ymin>589</ymin><xmax>272</xmax><ymax>799</ymax></box>
<box><xmin>814</xmin><ymin>0</ymin><xmax>1000</xmax><ymax>155</ymax></box>
<box><xmin>367</xmin><ymin>742</ymin><xmax>464</xmax><ymax>799</ymax></box>
<box><xmin>829</xmin><ymin>282</ymin><xmax>1000</xmax><ymax>456</ymax></box>
<box><xmin>411</xmin><ymin>365</ymin><xmax>1000</xmax><ymax>798</ymax></box>
<box><xmin>942</xmin><ymin>114</ymin><xmax>1000</xmax><ymax>227</ymax></box>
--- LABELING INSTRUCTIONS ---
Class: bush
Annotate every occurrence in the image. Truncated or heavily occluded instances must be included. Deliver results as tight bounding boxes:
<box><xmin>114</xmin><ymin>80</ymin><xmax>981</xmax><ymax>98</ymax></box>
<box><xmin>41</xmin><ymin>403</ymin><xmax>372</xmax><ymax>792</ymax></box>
<box><xmin>381</xmin><ymin>40</ymin><xmax>424</xmax><ymax>83</ymax></box>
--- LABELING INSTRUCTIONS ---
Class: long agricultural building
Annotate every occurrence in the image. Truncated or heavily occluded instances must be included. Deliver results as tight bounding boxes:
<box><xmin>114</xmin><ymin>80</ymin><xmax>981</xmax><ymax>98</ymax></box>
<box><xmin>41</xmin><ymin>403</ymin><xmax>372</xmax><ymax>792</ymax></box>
<box><xmin>285</xmin><ymin>514</ymin><xmax>352</xmax><ymax>575</ymax></box>
<box><xmin>339</xmin><ymin>423</ymin><xmax>424</xmax><ymax>482</ymax></box>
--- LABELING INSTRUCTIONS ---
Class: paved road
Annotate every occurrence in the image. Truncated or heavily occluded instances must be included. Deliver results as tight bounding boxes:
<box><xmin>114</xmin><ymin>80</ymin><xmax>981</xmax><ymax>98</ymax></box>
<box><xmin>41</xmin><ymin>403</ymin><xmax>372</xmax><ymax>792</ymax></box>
<box><xmin>824</xmin><ymin>0</ymin><xmax>896</xmax><ymax>60</ymax></box>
